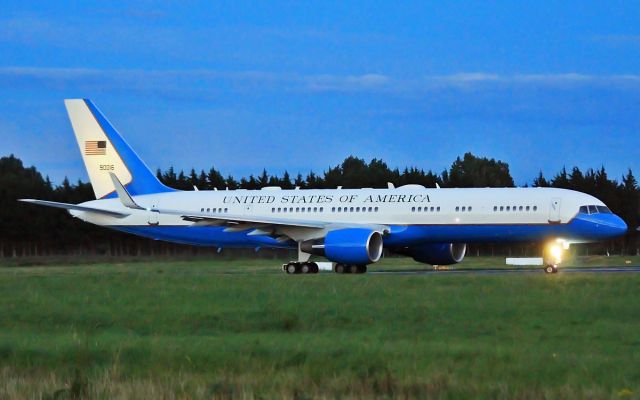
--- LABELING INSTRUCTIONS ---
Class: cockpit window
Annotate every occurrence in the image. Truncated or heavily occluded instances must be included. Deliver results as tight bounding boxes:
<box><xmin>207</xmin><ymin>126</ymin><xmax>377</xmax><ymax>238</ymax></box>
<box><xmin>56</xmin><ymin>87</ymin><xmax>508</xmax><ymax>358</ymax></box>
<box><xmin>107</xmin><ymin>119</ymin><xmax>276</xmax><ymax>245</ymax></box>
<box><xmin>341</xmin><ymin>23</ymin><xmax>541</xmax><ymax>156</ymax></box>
<box><xmin>580</xmin><ymin>204</ymin><xmax>613</xmax><ymax>214</ymax></box>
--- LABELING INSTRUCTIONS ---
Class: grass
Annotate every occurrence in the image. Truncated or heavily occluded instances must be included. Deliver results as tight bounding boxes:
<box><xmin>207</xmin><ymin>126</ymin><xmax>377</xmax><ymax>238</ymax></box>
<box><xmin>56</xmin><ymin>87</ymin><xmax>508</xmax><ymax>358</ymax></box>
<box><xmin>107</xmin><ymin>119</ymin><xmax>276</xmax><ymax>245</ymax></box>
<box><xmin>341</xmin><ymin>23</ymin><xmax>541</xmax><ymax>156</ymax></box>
<box><xmin>0</xmin><ymin>257</ymin><xmax>639</xmax><ymax>399</ymax></box>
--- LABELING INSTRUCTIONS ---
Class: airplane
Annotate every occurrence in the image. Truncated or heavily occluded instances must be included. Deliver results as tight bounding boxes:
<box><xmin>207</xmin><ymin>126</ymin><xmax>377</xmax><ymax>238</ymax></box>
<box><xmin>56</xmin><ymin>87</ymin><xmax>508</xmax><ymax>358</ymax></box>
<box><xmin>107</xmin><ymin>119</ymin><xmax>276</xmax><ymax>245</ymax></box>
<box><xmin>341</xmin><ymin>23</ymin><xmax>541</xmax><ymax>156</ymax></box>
<box><xmin>20</xmin><ymin>99</ymin><xmax>628</xmax><ymax>274</ymax></box>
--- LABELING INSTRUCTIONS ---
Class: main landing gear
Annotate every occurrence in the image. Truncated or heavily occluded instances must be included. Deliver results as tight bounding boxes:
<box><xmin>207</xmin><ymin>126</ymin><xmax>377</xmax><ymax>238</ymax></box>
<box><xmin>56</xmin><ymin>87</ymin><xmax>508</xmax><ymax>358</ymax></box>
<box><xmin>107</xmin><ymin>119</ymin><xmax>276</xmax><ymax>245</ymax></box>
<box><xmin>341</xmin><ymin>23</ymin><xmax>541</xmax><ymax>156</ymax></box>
<box><xmin>334</xmin><ymin>264</ymin><xmax>367</xmax><ymax>274</ymax></box>
<box><xmin>544</xmin><ymin>264</ymin><xmax>559</xmax><ymax>274</ymax></box>
<box><xmin>283</xmin><ymin>261</ymin><xmax>319</xmax><ymax>274</ymax></box>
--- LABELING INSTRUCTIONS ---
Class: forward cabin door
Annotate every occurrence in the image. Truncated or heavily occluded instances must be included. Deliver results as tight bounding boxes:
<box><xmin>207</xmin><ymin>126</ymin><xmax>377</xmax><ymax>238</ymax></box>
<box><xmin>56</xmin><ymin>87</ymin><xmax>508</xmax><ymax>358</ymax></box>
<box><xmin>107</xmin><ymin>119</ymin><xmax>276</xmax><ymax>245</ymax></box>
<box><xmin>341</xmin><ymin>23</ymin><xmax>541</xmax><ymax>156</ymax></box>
<box><xmin>548</xmin><ymin>197</ymin><xmax>561</xmax><ymax>223</ymax></box>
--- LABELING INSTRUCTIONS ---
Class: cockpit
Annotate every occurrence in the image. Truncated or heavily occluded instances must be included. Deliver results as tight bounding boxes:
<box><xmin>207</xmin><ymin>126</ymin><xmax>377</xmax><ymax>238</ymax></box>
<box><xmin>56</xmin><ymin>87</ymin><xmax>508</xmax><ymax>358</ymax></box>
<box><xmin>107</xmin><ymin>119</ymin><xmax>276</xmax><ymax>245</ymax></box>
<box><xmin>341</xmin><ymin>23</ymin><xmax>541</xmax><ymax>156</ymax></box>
<box><xmin>579</xmin><ymin>205</ymin><xmax>612</xmax><ymax>214</ymax></box>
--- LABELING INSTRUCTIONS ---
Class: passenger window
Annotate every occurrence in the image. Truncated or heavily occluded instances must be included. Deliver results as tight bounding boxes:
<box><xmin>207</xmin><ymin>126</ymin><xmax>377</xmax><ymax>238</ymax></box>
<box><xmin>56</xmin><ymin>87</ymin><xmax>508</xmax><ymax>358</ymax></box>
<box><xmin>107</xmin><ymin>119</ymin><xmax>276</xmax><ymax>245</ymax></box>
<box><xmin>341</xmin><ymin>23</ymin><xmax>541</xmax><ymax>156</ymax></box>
<box><xmin>283</xmin><ymin>208</ymin><xmax>287</xmax><ymax>213</ymax></box>
<box><xmin>289</xmin><ymin>207</ymin><xmax>293</xmax><ymax>212</ymax></box>
<box><xmin>526</xmin><ymin>206</ymin><xmax>530</xmax><ymax>211</ymax></box>
<box><xmin>506</xmin><ymin>206</ymin><xmax>510</xmax><ymax>211</ymax></box>
<box><xmin>375</xmin><ymin>207</ymin><xmax>379</xmax><ymax>212</ymax></box>
<box><xmin>431</xmin><ymin>207</ymin><xmax>435</xmax><ymax>212</ymax></box>
<box><xmin>271</xmin><ymin>208</ymin><xmax>275</xmax><ymax>213</ymax></box>
<box><xmin>368</xmin><ymin>207</ymin><xmax>373</xmax><ymax>212</ymax></box>
<box><xmin>319</xmin><ymin>207</ymin><xmax>323</xmax><ymax>212</ymax></box>
<box><xmin>224</xmin><ymin>208</ymin><xmax>228</xmax><ymax>213</ymax></box>
<box><xmin>201</xmin><ymin>208</ymin><xmax>204</xmax><ymax>212</ymax></box>
<box><xmin>519</xmin><ymin>206</ymin><xmax>523</xmax><ymax>211</ymax></box>
<box><xmin>412</xmin><ymin>207</ymin><xmax>416</xmax><ymax>212</ymax></box>
<box><xmin>468</xmin><ymin>206</ymin><xmax>472</xmax><ymax>212</ymax></box>
<box><xmin>500</xmin><ymin>206</ymin><xmax>504</xmax><ymax>211</ymax></box>
<box><xmin>332</xmin><ymin>207</ymin><xmax>336</xmax><ymax>212</ymax></box>
<box><xmin>356</xmin><ymin>207</ymin><xmax>361</xmax><ymax>212</ymax></box>
<box><xmin>206</xmin><ymin>208</ymin><xmax>210</xmax><ymax>212</ymax></box>
<box><xmin>493</xmin><ymin>206</ymin><xmax>497</xmax><ymax>212</ymax></box>
<box><xmin>301</xmin><ymin>208</ymin><xmax>305</xmax><ymax>213</ymax></box>
<box><xmin>533</xmin><ymin>206</ymin><xmax>537</xmax><ymax>211</ymax></box>
<box><xmin>278</xmin><ymin>207</ymin><xmax>281</xmax><ymax>212</ymax></box>
<box><xmin>350</xmin><ymin>207</ymin><xmax>354</xmax><ymax>212</ymax></box>
<box><xmin>455</xmin><ymin>206</ymin><xmax>460</xmax><ymax>212</ymax></box>
<box><xmin>436</xmin><ymin>207</ymin><xmax>440</xmax><ymax>212</ymax></box>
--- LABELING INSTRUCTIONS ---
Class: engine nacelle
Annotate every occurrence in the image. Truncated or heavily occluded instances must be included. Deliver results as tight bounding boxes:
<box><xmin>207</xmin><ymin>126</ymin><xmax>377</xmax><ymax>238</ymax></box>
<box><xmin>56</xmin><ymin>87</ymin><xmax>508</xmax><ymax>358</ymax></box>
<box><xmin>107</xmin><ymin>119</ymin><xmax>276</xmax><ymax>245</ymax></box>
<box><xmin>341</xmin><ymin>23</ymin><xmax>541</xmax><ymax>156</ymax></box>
<box><xmin>405</xmin><ymin>243</ymin><xmax>466</xmax><ymax>265</ymax></box>
<box><xmin>301</xmin><ymin>228</ymin><xmax>384</xmax><ymax>265</ymax></box>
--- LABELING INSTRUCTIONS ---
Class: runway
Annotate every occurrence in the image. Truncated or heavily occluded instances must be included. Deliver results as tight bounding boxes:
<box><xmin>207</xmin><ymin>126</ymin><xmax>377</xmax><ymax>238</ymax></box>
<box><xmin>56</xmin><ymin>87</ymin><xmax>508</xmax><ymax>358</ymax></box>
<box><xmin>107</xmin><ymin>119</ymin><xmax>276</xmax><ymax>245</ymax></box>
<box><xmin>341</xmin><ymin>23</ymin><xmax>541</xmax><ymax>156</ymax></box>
<box><xmin>370</xmin><ymin>266</ymin><xmax>640</xmax><ymax>276</ymax></box>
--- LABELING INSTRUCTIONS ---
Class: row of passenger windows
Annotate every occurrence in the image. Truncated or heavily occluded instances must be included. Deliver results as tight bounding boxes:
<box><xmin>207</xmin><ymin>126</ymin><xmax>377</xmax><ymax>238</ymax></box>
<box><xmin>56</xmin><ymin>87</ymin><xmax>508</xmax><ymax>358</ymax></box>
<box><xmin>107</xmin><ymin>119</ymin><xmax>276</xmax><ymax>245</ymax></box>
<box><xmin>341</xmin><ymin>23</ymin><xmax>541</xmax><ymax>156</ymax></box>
<box><xmin>201</xmin><ymin>207</ymin><xmax>228</xmax><ymax>213</ymax></box>
<box><xmin>494</xmin><ymin>205</ymin><xmax>537</xmax><ymax>212</ymax></box>
<box><xmin>271</xmin><ymin>206</ymin><xmax>381</xmax><ymax>213</ymax></box>
<box><xmin>579</xmin><ymin>205</ymin><xmax>612</xmax><ymax>214</ymax></box>
<box><xmin>411</xmin><ymin>206</ymin><xmax>442</xmax><ymax>212</ymax></box>
<box><xmin>273</xmin><ymin>206</ymin><xmax>325</xmax><ymax>213</ymax></box>
<box><xmin>331</xmin><ymin>206</ymin><xmax>379</xmax><ymax>213</ymax></box>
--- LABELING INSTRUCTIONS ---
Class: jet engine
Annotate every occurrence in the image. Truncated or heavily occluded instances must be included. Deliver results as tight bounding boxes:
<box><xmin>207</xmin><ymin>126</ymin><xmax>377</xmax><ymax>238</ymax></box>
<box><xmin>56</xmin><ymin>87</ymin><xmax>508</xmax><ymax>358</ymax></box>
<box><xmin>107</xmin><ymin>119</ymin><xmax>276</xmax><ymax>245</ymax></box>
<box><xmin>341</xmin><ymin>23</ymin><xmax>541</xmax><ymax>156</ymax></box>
<box><xmin>401</xmin><ymin>243</ymin><xmax>466</xmax><ymax>265</ymax></box>
<box><xmin>301</xmin><ymin>228</ymin><xmax>384</xmax><ymax>265</ymax></box>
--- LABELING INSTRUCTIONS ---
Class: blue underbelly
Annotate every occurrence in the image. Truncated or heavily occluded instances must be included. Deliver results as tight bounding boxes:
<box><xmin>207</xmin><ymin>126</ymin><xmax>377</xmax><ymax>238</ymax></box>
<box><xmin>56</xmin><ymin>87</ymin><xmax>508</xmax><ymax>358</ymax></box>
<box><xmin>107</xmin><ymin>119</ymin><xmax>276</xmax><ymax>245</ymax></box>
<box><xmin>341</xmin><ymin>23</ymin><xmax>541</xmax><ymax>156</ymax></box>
<box><xmin>109</xmin><ymin>217</ymin><xmax>610</xmax><ymax>248</ymax></box>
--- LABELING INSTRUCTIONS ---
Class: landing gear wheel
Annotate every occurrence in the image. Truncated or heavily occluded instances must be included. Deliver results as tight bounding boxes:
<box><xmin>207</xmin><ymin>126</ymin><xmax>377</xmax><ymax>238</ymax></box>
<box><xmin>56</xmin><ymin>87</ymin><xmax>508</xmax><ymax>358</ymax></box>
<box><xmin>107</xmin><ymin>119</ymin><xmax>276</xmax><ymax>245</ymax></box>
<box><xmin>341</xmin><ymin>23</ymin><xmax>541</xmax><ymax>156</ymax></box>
<box><xmin>354</xmin><ymin>265</ymin><xmax>367</xmax><ymax>274</ymax></box>
<box><xmin>301</xmin><ymin>263</ymin><xmax>311</xmax><ymax>274</ymax></box>
<box><xmin>544</xmin><ymin>265</ymin><xmax>558</xmax><ymax>274</ymax></box>
<box><xmin>286</xmin><ymin>263</ymin><xmax>298</xmax><ymax>274</ymax></box>
<box><xmin>309</xmin><ymin>262</ymin><xmax>319</xmax><ymax>273</ymax></box>
<box><xmin>335</xmin><ymin>264</ymin><xmax>345</xmax><ymax>274</ymax></box>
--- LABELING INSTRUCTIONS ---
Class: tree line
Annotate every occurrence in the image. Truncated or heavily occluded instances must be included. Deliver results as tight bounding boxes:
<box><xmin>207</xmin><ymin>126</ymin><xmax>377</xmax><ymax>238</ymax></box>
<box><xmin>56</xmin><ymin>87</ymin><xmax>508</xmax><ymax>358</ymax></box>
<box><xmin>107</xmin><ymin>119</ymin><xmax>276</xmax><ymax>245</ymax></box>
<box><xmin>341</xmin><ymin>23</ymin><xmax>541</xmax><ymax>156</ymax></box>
<box><xmin>1</xmin><ymin>152</ymin><xmax>637</xmax><ymax>258</ymax></box>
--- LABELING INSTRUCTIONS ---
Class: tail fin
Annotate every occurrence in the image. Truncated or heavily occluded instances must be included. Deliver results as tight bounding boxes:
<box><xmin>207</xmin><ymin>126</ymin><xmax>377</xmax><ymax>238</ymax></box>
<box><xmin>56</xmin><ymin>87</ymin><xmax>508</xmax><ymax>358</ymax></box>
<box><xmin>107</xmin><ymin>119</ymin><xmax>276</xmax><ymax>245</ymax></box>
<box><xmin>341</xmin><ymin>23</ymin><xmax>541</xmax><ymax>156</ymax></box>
<box><xmin>64</xmin><ymin>99</ymin><xmax>174</xmax><ymax>199</ymax></box>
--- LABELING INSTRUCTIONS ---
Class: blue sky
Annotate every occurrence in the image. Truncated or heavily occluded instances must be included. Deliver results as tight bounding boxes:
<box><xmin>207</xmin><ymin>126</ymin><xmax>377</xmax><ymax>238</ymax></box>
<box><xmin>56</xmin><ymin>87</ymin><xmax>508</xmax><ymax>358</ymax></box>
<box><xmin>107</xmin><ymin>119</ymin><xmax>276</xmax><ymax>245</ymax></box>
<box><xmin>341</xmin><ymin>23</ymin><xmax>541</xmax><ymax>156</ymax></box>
<box><xmin>1</xmin><ymin>1</ymin><xmax>639</xmax><ymax>186</ymax></box>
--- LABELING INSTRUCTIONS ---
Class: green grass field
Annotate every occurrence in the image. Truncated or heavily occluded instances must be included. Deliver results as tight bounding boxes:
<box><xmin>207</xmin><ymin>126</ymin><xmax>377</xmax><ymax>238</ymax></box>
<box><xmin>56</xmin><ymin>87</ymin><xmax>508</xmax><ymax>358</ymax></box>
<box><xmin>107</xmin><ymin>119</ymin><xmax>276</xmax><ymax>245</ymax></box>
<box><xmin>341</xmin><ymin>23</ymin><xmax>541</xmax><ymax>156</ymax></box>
<box><xmin>1</xmin><ymin>257</ymin><xmax>639</xmax><ymax>399</ymax></box>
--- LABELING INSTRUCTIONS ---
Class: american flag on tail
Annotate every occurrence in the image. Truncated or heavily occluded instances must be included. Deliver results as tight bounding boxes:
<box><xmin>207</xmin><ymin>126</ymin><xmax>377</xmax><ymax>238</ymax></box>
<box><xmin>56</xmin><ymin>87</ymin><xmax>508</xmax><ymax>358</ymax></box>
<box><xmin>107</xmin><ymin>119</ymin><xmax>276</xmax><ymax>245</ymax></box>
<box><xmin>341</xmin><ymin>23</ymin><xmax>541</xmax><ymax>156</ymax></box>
<box><xmin>85</xmin><ymin>140</ymin><xmax>106</xmax><ymax>156</ymax></box>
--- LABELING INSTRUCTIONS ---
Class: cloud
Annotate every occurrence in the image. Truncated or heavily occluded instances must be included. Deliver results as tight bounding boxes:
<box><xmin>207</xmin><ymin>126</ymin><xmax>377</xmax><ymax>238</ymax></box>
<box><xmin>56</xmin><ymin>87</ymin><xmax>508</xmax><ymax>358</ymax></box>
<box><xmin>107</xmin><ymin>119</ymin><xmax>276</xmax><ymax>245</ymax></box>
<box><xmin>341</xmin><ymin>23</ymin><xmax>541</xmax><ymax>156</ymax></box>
<box><xmin>2</xmin><ymin>67</ymin><xmax>639</xmax><ymax>96</ymax></box>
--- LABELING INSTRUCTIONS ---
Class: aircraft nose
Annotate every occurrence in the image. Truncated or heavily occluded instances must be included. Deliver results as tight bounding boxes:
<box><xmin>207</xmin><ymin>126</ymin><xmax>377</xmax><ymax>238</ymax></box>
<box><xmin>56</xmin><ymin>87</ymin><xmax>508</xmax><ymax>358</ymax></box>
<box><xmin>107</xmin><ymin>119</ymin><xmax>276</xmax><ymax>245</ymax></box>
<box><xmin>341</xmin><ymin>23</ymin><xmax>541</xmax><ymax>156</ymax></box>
<box><xmin>612</xmin><ymin>214</ymin><xmax>628</xmax><ymax>234</ymax></box>
<box><xmin>596</xmin><ymin>214</ymin><xmax>628</xmax><ymax>237</ymax></box>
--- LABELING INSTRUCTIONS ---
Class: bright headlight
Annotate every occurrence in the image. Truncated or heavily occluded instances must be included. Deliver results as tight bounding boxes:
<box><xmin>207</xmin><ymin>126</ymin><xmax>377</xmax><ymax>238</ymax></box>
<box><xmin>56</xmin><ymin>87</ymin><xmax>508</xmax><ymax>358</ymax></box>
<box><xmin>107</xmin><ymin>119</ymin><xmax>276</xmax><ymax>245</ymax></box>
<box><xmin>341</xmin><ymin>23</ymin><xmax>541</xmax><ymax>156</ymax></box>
<box><xmin>550</xmin><ymin>245</ymin><xmax>562</xmax><ymax>259</ymax></box>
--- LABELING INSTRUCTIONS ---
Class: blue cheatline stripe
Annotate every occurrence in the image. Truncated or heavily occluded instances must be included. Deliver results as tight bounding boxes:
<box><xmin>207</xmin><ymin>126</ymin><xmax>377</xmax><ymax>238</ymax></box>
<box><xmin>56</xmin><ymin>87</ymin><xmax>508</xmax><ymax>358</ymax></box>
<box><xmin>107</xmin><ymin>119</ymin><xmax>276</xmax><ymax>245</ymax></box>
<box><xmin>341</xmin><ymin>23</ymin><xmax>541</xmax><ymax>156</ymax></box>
<box><xmin>83</xmin><ymin>99</ymin><xmax>176</xmax><ymax>198</ymax></box>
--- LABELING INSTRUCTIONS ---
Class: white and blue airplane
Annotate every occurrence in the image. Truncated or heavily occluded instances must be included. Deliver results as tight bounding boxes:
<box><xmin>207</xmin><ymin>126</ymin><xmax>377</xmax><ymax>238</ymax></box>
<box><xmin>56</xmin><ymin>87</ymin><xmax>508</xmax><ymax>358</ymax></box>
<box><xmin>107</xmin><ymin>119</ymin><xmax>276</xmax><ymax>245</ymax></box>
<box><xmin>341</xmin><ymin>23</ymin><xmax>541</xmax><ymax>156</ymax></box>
<box><xmin>21</xmin><ymin>99</ymin><xmax>628</xmax><ymax>274</ymax></box>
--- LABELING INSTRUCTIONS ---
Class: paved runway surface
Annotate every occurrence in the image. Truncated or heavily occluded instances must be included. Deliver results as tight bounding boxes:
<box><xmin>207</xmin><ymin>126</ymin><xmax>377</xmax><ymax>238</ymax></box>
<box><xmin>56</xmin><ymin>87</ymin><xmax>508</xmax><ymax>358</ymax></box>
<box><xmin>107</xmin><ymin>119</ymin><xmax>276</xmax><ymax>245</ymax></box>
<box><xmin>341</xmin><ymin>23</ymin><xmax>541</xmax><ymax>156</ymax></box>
<box><xmin>371</xmin><ymin>266</ymin><xmax>640</xmax><ymax>275</ymax></box>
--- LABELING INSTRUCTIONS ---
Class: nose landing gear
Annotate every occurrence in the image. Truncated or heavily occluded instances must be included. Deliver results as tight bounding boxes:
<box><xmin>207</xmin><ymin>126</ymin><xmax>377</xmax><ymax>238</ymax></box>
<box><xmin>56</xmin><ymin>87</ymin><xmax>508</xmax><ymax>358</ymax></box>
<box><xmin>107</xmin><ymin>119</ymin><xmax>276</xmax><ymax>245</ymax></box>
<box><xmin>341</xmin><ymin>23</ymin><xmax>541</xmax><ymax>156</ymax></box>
<box><xmin>544</xmin><ymin>264</ymin><xmax>559</xmax><ymax>274</ymax></box>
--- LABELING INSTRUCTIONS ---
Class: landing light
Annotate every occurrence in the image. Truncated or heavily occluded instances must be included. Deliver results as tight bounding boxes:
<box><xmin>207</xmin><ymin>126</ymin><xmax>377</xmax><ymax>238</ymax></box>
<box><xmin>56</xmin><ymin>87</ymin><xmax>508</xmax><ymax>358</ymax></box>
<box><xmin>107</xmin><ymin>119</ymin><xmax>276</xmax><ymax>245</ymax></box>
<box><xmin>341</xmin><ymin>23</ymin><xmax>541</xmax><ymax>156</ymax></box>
<box><xmin>548</xmin><ymin>243</ymin><xmax>563</xmax><ymax>264</ymax></box>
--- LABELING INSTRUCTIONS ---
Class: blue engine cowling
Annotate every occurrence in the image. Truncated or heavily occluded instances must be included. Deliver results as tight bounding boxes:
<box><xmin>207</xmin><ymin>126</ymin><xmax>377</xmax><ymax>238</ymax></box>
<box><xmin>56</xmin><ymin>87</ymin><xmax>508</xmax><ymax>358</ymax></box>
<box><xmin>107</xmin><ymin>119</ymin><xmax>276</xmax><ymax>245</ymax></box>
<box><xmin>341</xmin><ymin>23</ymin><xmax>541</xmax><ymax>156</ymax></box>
<box><xmin>323</xmin><ymin>228</ymin><xmax>384</xmax><ymax>265</ymax></box>
<box><xmin>405</xmin><ymin>243</ymin><xmax>466</xmax><ymax>265</ymax></box>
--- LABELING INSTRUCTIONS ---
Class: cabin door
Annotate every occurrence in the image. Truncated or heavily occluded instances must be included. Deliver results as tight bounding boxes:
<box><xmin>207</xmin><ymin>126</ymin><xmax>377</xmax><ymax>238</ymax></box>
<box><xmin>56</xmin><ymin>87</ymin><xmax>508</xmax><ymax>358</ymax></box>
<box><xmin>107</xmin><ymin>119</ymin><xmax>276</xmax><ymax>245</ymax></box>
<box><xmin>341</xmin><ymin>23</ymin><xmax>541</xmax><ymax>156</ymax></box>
<box><xmin>548</xmin><ymin>197</ymin><xmax>561</xmax><ymax>223</ymax></box>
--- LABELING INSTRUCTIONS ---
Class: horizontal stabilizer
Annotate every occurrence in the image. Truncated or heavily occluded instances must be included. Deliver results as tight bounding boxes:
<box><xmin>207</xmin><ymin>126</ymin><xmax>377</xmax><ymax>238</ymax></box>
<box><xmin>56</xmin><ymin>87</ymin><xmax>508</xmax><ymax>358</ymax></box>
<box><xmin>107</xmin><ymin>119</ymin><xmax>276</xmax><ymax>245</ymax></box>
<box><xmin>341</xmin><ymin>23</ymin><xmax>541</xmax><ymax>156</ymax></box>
<box><xmin>19</xmin><ymin>199</ymin><xmax>129</xmax><ymax>218</ymax></box>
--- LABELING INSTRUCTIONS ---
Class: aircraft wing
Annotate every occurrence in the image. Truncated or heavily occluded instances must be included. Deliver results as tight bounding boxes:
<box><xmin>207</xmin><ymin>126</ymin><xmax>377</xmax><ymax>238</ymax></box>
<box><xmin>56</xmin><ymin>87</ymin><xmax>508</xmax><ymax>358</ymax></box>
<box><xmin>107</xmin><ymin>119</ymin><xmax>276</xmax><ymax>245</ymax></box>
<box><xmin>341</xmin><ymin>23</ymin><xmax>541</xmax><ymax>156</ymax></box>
<box><xmin>156</xmin><ymin>208</ymin><xmax>327</xmax><ymax>229</ymax></box>
<box><xmin>19</xmin><ymin>199</ymin><xmax>130</xmax><ymax>218</ymax></box>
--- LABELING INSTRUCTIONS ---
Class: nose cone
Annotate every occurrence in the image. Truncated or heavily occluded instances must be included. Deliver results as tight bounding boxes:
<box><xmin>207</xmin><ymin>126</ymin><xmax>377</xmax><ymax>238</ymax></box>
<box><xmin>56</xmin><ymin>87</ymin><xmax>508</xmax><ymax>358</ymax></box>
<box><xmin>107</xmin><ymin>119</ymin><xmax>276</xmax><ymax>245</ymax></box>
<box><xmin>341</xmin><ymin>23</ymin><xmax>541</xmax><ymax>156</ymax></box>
<box><xmin>590</xmin><ymin>213</ymin><xmax>628</xmax><ymax>238</ymax></box>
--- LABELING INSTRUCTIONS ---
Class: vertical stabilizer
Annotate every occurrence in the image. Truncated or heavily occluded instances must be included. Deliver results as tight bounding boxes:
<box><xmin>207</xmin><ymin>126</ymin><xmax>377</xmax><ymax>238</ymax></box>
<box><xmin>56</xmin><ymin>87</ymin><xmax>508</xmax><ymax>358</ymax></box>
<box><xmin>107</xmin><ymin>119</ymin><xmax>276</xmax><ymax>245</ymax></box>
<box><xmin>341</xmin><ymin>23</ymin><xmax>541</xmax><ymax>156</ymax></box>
<box><xmin>64</xmin><ymin>99</ymin><xmax>174</xmax><ymax>199</ymax></box>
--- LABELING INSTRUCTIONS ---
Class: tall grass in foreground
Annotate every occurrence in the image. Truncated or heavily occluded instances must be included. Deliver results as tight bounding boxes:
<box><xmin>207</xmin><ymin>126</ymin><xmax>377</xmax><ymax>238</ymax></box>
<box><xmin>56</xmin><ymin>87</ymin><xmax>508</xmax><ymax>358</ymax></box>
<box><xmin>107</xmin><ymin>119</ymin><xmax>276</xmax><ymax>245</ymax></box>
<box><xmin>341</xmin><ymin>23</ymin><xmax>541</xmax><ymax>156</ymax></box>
<box><xmin>0</xmin><ymin>260</ymin><xmax>639</xmax><ymax>399</ymax></box>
